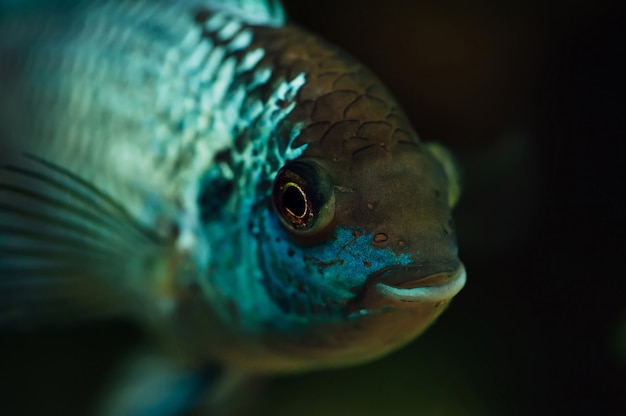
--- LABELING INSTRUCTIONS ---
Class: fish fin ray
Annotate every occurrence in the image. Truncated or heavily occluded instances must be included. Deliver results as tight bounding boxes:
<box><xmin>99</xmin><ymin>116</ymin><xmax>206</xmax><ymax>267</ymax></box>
<box><xmin>8</xmin><ymin>153</ymin><xmax>162</xmax><ymax>243</ymax></box>
<box><xmin>201</xmin><ymin>0</ymin><xmax>285</xmax><ymax>26</ymax></box>
<box><xmin>0</xmin><ymin>154</ymin><xmax>183</xmax><ymax>328</ymax></box>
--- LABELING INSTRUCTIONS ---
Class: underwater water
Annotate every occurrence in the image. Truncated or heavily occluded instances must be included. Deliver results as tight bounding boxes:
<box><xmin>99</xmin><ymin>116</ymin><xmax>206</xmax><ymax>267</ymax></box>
<box><xmin>1</xmin><ymin>0</ymin><xmax>624</xmax><ymax>415</ymax></box>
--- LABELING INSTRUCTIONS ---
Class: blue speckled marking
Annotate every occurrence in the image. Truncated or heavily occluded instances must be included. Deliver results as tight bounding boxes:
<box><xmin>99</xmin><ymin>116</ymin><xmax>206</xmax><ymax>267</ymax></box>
<box><xmin>258</xmin><ymin>212</ymin><xmax>413</xmax><ymax>327</ymax></box>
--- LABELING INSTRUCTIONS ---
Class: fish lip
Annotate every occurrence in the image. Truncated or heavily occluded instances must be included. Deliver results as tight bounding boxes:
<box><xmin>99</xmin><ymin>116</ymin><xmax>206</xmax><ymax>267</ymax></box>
<box><xmin>365</xmin><ymin>262</ymin><xmax>466</xmax><ymax>304</ymax></box>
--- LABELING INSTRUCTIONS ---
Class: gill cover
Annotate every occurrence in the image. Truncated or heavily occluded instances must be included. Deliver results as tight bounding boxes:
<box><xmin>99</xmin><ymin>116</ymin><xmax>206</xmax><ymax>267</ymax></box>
<box><xmin>424</xmin><ymin>142</ymin><xmax>462</xmax><ymax>208</ymax></box>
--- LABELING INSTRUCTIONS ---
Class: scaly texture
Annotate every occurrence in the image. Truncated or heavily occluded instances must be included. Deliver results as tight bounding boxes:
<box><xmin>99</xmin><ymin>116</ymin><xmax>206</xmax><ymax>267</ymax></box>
<box><xmin>0</xmin><ymin>0</ymin><xmax>465</xmax><ymax>382</ymax></box>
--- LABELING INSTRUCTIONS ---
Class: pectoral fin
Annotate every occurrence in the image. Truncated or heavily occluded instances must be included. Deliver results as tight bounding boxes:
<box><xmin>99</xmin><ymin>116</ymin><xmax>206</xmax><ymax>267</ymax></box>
<box><xmin>424</xmin><ymin>142</ymin><xmax>462</xmax><ymax>208</ymax></box>
<box><xmin>96</xmin><ymin>351</ymin><xmax>252</xmax><ymax>416</ymax></box>
<box><xmin>0</xmin><ymin>154</ymin><xmax>184</xmax><ymax>328</ymax></box>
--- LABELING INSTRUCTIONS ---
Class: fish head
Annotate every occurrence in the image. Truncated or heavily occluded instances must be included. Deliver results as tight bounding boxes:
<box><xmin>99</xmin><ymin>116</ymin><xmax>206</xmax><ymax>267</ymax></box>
<box><xmin>197</xmin><ymin>29</ymin><xmax>465</xmax><ymax>372</ymax></box>
<box><xmin>258</xmin><ymin>134</ymin><xmax>465</xmax><ymax>370</ymax></box>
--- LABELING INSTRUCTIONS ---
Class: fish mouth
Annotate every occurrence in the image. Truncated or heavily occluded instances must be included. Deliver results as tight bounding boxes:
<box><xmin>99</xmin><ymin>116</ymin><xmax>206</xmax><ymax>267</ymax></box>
<box><xmin>358</xmin><ymin>262</ymin><xmax>466</xmax><ymax>308</ymax></box>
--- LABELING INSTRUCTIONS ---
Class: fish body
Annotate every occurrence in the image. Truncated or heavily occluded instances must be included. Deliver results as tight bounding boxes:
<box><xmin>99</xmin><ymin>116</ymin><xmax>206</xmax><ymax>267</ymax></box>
<box><xmin>0</xmin><ymin>0</ymin><xmax>465</xmax><ymax>411</ymax></box>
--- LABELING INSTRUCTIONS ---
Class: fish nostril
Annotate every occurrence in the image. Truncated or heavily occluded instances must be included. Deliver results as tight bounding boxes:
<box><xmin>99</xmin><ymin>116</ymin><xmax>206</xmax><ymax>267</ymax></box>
<box><xmin>373</xmin><ymin>233</ymin><xmax>388</xmax><ymax>243</ymax></box>
<box><xmin>372</xmin><ymin>233</ymin><xmax>408</xmax><ymax>248</ymax></box>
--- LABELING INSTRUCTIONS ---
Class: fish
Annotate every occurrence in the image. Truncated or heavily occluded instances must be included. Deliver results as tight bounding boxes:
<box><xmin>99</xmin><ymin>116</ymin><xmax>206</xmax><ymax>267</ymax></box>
<box><xmin>0</xmin><ymin>0</ymin><xmax>465</xmax><ymax>413</ymax></box>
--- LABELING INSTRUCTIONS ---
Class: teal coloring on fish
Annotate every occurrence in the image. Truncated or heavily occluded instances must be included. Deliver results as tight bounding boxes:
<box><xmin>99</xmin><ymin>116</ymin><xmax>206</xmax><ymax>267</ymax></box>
<box><xmin>0</xmin><ymin>0</ymin><xmax>466</xmax><ymax>414</ymax></box>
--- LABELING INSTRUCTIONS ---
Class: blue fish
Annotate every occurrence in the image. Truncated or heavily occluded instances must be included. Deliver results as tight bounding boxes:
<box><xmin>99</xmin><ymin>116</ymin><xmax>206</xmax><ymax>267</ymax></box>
<box><xmin>0</xmin><ymin>0</ymin><xmax>465</xmax><ymax>413</ymax></box>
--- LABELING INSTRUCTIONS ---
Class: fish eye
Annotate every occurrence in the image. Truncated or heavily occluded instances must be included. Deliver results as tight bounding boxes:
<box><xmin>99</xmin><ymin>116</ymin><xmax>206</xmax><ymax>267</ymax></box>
<box><xmin>273</xmin><ymin>161</ymin><xmax>335</xmax><ymax>235</ymax></box>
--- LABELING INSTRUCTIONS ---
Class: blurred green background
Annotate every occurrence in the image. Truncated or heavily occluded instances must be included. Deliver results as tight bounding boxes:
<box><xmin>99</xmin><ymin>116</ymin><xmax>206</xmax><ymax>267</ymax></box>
<box><xmin>1</xmin><ymin>0</ymin><xmax>625</xmax><ymax>415</ymax></box>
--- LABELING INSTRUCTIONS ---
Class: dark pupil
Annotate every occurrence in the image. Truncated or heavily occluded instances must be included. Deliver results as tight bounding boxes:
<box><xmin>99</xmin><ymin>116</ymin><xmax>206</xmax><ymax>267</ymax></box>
<box><xmin>283</xmin><ymin>185</ymin><xmax>306</xmax><ymax>218</ymax></box>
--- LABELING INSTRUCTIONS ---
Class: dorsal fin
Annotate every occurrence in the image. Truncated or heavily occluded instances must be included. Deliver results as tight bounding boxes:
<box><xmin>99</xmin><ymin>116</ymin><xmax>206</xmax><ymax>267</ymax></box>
<box><xmin>0</xmin><ymin>0</ymin><xmax>286</xmax><ymax>26</ymax></box>
<box><xmin>0</xmin><ymin>0</ymin><xmax>85</xmax><ymax>14</ymax></box>
<box><xmin>199</xmin><ymin>0</ymin><xmax>285</xmax><ymax>26</ymax></box>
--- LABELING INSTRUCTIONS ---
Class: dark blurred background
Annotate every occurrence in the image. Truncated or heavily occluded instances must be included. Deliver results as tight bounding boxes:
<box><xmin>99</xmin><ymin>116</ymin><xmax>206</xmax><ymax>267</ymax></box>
<box><xmin>2</xmin><ymin>0</ymin><xmax>625</xmax><ymax>415</ymax></box>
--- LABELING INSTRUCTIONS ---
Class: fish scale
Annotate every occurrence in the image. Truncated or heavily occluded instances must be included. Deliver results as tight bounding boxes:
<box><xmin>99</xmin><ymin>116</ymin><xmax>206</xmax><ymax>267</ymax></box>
<box><xmin>2</xmin><ymin>3</ymin><xmax>289</xmax><ymax>217</ymax></box>
<box><xmin>0</xmin><ymin>0</ymin><xmax>465</xmax><ymax>414</ymax></box>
